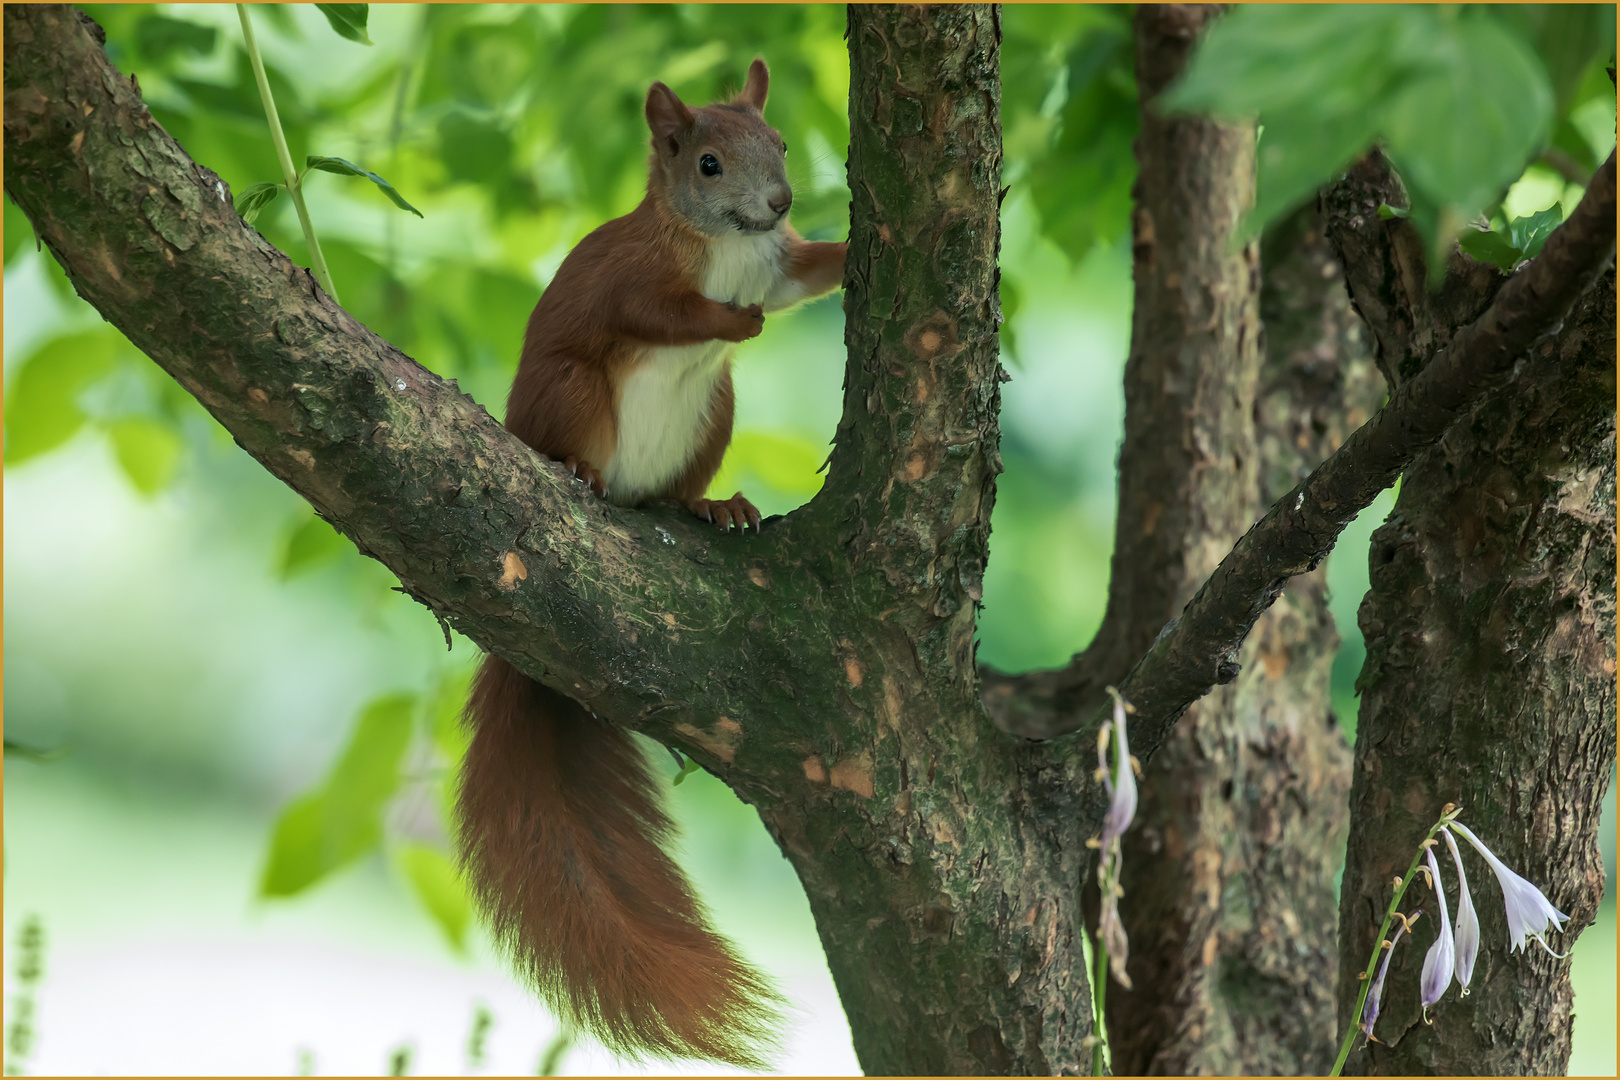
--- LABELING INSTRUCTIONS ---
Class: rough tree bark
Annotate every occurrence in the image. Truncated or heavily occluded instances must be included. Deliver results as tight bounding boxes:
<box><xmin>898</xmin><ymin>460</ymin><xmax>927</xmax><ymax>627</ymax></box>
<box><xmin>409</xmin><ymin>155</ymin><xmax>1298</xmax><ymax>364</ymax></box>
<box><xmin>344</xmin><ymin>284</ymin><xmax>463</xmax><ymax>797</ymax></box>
<box><xmin>1103</xmin><ymin>11</ymin><xmax>1384</xmax><ymax>1073</ymax></box>
<box><xmin>5</xmin><ymin>5</ymin><xmax>1615</xmax><ymax>1076</ymax></box>
<box><xmin>1326</xmin><ymin>155</ymin><xmax>1617</xmax><ymax>1077</ymax></box>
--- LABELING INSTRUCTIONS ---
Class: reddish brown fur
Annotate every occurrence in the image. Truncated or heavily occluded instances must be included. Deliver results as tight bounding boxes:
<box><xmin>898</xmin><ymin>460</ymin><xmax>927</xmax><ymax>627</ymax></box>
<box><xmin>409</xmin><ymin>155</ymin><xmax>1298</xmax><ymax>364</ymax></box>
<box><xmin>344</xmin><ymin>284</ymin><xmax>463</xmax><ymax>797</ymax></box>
<box><xmin>459</xmin><ymin>63</ymin><xmax>847</xmax><ymax>1067</ymax></box>
<box><xmin>458</xmin><ymin>660</ymin><xmax>783</xmax><ymax>1067</ymax></box>
<box><xmin>504</xmin><ymin>199</ymin><xmax>760</xmax><ymax>467</ymax></box>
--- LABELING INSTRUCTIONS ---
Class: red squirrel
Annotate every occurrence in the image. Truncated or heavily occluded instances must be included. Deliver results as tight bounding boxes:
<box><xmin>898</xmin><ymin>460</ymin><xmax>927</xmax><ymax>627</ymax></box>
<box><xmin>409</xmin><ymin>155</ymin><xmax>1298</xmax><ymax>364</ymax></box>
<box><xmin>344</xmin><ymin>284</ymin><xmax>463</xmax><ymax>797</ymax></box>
<box><xmin>457</xmin><ymin>60</ymin><xmax>846</xmax><ymax>1067</ymax></box>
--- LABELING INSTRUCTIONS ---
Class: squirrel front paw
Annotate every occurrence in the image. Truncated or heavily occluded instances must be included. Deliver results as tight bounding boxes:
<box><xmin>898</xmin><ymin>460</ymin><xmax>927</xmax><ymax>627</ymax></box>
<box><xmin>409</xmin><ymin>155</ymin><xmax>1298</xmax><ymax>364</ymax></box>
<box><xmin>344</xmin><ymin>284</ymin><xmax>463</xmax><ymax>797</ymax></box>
<box><xmin>561</xmin><ymin>456</ymin><xmax>608</xmax><ymax>499</ymax></box>
<box><xmin>686</xmin><ymin>491</ymin><xmax>762</xmax><ymax>532</ymax></box>
<box><xmin>719</xmin><ymin>302</ymin><xmax>765</xmax><ymax>342</ymax></box>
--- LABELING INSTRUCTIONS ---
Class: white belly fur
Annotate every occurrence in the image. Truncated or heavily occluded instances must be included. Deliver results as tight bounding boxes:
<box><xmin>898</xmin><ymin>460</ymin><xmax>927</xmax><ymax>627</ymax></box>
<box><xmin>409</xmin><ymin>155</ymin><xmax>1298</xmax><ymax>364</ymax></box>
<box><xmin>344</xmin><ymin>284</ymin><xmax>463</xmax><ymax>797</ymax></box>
<box><xmin>603</xmin><ymin>231</ymin><xmax>789</xmax><ymax>505</ymax></box>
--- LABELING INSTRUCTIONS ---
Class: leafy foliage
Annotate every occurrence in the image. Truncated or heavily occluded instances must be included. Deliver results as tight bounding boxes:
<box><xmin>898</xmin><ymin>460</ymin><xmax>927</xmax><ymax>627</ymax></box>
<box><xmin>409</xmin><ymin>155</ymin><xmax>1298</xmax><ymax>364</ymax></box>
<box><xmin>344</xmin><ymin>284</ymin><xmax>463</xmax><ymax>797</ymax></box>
<box><xmin>1163</xmin><ymin>4</ymin><xmax>1612</xmax><ymax>265</ymax></box>
<box><xmin>9</xmin><ymin>2</ymin><xmax>1612</xmax><ymax>958</ymax></box>
<box><xmin>1459</xmin><ymin>206</ymin><xmax>1563</xmax><ymax>271</ymax></box>
<box><xmin>260</xmin><ymin>692</ymin><xmax>416</xmax><ymax>897</ymax></box>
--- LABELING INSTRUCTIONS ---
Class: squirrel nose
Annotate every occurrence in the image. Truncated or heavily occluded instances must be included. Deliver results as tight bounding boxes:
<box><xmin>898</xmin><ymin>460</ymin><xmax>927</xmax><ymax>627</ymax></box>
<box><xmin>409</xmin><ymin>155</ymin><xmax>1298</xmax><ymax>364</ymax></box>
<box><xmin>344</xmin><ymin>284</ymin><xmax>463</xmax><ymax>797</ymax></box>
<box><xmin>768</xmin><ymin>191</ymin><xmax>792</xmax><ymax>217</ymax></box>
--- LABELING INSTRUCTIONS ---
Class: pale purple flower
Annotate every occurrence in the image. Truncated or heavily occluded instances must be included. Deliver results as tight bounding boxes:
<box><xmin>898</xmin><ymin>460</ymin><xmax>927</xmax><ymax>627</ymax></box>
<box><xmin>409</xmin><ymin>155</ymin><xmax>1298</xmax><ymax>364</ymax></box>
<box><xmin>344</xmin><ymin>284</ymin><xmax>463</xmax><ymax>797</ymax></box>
<box><xmin>1442</xmin><ymin>827</ymin><xmax>1480</xmax><ymax>992</ymax></box>
<box><xmin>1448</xmin><ymin>821</ymin><xmax>1570</xmax><ymax>957</ymax></box>
<box><xmin>1360</xmin><ymin>916</ymin><xmax>1412</xmax><ymax>1042</ymax></box>
<box><xmin>1419</xmin><ymin>846</ymin><xmax>1454</xmax><ymax>1014</ymax></box>
<box><xmin>1099</xmin><ymin>695</ymin><xmax>1137</xmax><ymax>845</ymax></box>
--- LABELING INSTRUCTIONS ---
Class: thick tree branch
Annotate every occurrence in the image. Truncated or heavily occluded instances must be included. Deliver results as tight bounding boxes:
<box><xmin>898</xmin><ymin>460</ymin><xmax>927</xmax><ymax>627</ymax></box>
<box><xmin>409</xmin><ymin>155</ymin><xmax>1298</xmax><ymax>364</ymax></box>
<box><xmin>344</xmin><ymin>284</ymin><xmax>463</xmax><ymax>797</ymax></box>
<box><xmin>1320</xmin><ymin>149</ymin><xmax>1507</xmax><ymax>387</ymax></box>
<box><xmin>993</xmin><ymin>149</ymin><xmax>1616</xmax><ymax>748</ymax></box>
<box><xmin>1</xmin><ymin>4</ymin><xmax>856</xmax><ymax>793</ymax></box>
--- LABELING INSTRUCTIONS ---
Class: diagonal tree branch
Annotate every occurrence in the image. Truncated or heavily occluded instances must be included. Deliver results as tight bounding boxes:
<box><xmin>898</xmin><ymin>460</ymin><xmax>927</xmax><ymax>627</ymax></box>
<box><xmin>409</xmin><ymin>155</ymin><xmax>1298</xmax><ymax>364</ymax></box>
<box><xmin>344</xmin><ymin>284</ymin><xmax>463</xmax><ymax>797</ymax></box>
<box><xmin>991</xmin><ymin>149</ymin><xmax>1616</xmax><ymax>750</ymax></box>
<box><xmin>1</xmin><ymin>4</ymin><xmax>856</xmax><ymax>792</ymax></box>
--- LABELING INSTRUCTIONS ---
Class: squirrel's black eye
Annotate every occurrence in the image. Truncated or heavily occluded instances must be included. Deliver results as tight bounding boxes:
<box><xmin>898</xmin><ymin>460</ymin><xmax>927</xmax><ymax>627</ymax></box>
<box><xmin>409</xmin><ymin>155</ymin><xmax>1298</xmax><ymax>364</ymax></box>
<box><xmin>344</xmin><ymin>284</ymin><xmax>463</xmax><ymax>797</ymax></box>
<box><xmin>781</xmin><ymin>141</ymin><xmax>788</xmax><ymax>155</ymax></box>
<box><xmin>699</xmin><ymin>153</ymin><xmax>722</xmax><ymax>177</ymax></box>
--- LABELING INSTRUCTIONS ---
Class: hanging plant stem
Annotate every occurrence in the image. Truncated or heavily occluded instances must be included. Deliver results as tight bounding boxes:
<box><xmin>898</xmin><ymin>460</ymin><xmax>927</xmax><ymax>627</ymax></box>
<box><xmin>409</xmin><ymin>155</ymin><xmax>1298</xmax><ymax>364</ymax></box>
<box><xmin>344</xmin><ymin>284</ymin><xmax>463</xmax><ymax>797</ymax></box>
<box><xmin>235</xmin><ymin>3</ymin><xmax>339</xmax><ymax>304</ymax></box>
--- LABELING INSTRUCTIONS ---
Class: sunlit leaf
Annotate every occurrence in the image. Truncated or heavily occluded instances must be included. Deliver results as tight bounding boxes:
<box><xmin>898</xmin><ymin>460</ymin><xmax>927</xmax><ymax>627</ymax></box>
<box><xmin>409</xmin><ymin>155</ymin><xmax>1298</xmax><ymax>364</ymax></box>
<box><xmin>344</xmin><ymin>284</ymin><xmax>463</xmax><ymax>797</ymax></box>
<box><xmin>396</xmin><ymin>843</ymin><xmax>471</xmax><ymax>952</ymax></box>
<box><xmin>105</xmin><ymin>417</ymin><xmax>183</xmax><ymax>495</ymax></box>
<box><xmin>258</xmin><ymin>692</ymin><xmax>416</xmax><ymax>897</ymax></box>
<box><xmin>279</xmin><ymin>512</ymin><xmax>348</xmax><ymax>578</ymax></box>
<box><xmin>305</xmin><ymin>156</ymin><xmax>423</xmax><ymax>217</ymax></box>
<box><xmin>314</xmin><ymin>4</ymin><xmax>373</xmax><ymax>47</ymax></box>
<box><xmin>260</xmin><ymin>792</ymin><xmax>336</xmax><ymax>896</ymax></box>
<box><xmin>1509</xmin><ymin>206</ymin><xmax>1562</xmax><ymax>259</ymax></box>
<box><xmin>4</xmin><ymin>332</ymin><xmax>119</xmax><ymax>464</ymax></box>
<box><xmin>327</xmin><ymin>692</ymin><xmax>417</xmax><ymax>821</ymax></box>
<box><xmin>234</xmin><ymin>181</ymin><xmax>281</xmax><ymax>225</ymax></box>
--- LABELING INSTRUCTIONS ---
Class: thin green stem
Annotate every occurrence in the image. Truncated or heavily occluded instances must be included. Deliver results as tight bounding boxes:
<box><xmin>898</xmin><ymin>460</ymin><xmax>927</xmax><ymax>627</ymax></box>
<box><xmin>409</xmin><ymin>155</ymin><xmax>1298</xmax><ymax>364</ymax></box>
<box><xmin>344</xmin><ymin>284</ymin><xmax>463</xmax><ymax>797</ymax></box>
<box><xmin>1092</xmin><ymin>928</ymin><xmax>1109</xmax><ymax>1076</ymax></box>
<box><xmin>236</xmin><ymin>4</ymin><xmax>339</xmax><ymax>304</ymax></box>
<box><xmin>1328</xmin><ymin>808</ymin><xmax>1458</xmax><ymax>1077</ymax></box>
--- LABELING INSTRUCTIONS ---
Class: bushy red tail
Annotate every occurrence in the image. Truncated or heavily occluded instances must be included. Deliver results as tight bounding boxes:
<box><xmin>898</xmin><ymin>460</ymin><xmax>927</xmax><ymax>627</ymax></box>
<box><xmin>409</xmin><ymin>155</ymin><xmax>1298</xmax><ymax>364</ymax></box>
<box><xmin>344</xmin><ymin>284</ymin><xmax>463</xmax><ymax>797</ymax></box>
<box><xmin>457</xmin><ymin>656</ymin><xmax>784</xmax><ymax>1067</ymax></box>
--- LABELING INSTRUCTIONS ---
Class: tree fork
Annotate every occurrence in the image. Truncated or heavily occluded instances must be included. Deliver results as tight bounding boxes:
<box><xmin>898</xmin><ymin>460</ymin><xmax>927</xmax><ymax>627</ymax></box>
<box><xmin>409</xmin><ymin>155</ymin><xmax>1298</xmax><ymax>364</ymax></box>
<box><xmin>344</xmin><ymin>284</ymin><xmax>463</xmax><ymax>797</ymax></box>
<box><xmin>1325</xmin><ymin>156</ymin><xmax>1617</xmax><ymax>1077</ymax></box>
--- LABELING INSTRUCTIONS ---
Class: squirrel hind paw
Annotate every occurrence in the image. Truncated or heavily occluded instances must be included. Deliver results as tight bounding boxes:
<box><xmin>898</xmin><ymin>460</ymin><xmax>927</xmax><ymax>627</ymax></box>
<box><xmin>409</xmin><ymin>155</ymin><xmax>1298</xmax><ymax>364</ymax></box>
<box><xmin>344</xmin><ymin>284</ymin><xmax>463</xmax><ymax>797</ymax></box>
<box><xmin>686</xmin><ymin>492</ymin><xmax>762</xmax><ymax>532</ymax></box>
<box><xmin>561</xmin><ymin>456</ymin><xmax>608</xmax><ymax>499</ymax></box>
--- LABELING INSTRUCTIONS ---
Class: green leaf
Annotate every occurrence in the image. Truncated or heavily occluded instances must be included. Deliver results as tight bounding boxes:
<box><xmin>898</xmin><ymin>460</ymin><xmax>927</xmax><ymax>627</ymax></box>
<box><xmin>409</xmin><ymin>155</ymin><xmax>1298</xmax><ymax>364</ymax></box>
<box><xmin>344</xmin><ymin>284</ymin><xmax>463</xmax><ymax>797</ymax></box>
<box><xmin>258</xmin><ymin>692</ymin><xmax>417</xmax><ymax>898</ymax></box>
<box><xmin>314</xmin><ymin>4</ymin><xmax>373</xmax><ymax>47</ymax></box>
<box><xmin>279</xmin><ymin>512</ymin><xmax>348</xmax><ymax>578</ymax></box>
<box><xmin>328</xmin><ymin>692</ymin><xmax>417</xmax><ymax>811</ymax></box>
<box><xmin>260</xmin><ymin>792</ymin><xmax>336</xmax><ymax>896</ymax></box>
<box><xmin>1508</xmin><ymin>2</ymin><xmax>1618</xmax><ymax>113</ymax></box>
<box><xmin>1458</xmin><ymin>226</ymin><xmax>1524</xmax><ymax>272</ymax></box>
<box><xmin>396</xmin><ymin>843</ymin><xmax>470</xmax><ymax>952</ymax></box>
<box><xmin>672</xmin><ymin>758</ymin><xmax>702</xmax><ymax>786</ymax></box>
<box><xmin>234</xmin><ymin>181</ymin><xmax>282</xmax><ymax>225</ymax></box>
<box><xmin>105</xmin><ymin>418</ymin><xmax>183</xmax><ymax>495</ymax></box>
<box><xmin>134</xmin><ymin>13</ymin><xmax>217</xmax><ymax>62</ymax></box>
<box><xmin>1376</xmin><ymin>203</ymin><xmax>1410</xmax><ymax>220</ymax></box>
<box><xmin>1382</xmin><ymin>14</ymin><xmax>1554</xmax><ymax>217</ymax></box>
<box><xmin>4</xmin><ymin>332</ymin><xmax>119</xmax><ymax>465</ymax></box>
<box><xmin>1161</xmin><ymin>4</ymin><xmax>1433</xmax><ymax>235</ymax></box>
<box><xmin>1508</xmin><ymin>206</ymin><xmax>1561</xmax><ymax>260</ymax></box>
<box><xmin>305</xmin><ymin>156</ymin><xmax>423</xmax><ymax>217</ymax></box>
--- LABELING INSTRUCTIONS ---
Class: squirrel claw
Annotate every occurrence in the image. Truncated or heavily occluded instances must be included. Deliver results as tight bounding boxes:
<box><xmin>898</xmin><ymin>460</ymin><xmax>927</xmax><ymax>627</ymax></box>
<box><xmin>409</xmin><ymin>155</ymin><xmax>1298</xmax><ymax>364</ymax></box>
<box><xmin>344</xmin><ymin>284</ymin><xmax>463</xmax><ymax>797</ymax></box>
<box><xmin>686</xmin><ymin>492</ymin><xmax>762</xmax><ymax>533</ymax></box>
<box><xmin>561</xmin><ymin>456</ymin><xmax>608</xmax><ymax>498</ymax></box>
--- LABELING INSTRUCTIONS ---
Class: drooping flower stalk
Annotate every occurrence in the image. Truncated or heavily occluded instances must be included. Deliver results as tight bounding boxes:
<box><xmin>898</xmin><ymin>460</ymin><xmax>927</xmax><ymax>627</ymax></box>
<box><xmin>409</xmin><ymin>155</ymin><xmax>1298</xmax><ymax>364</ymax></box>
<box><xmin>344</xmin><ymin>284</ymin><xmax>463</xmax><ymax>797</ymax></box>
<box><xmin>1448</xmin><ymin>821</ymin><xmax>1571</xmax><ymax>958</ymax></box>
<box><xmin>1442</xmin><ymin>827</ymin><xmax>1480</xmax><ymax>992</ymax></box>
<box><xmin>1360</xmin><ymin>913</ymin><xmax>1416</xmax><ymax>1043</ymax></box>
<box><xmin>1330</xmin><ymin>804</ymin><xmax>1577</xmax><ymax>1076</ymax></box>
<box><xmin>1087</xmin><ymin>688</ymin><xmax>1140</xmax><ymax>1076</ymax></box>
<box><xmin>1329</xmin><ymin>803</ymin><xmax>1461</xmax><ymax>1077</ymax></box>
<box><xmin>1418</xmin><ymin>845</ymin><xmax>1454</xmax><ymax>1017</ymax></box>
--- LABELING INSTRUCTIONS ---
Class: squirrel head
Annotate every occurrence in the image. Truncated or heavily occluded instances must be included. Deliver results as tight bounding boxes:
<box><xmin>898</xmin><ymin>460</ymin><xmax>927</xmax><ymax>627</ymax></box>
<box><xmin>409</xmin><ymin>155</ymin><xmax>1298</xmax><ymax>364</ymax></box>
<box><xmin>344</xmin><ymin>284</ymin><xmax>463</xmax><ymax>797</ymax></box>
<box><xmin>644</xmin><ymin>59</ymin><xmax>794</xmax><ymax>238</ymax></box>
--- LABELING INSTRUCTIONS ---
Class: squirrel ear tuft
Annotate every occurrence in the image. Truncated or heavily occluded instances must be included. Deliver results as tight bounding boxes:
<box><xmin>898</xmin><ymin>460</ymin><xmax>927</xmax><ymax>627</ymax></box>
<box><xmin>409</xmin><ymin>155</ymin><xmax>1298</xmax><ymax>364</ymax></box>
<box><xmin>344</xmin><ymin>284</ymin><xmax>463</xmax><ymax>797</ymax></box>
<box><xmin>735</xmin><ymin>58</ymin><xmax>769</xmax><ymax>113</ymax></box>
<box><xmin>645</xmin><ymin>81</ymin><xmax>695</xmax><ymax>151</ymax></box>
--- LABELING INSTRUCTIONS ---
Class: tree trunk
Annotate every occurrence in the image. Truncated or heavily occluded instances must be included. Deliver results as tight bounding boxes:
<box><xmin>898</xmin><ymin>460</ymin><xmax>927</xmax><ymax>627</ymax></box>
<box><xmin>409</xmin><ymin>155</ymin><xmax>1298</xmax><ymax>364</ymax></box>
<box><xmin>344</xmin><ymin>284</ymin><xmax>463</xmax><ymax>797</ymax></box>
<box><xmin>1328</xmin><ymin>159</ymin><xmax>1618</xmax><ymax>1076</ymax></box>
<box><xmin>762</xmin><ymin>7</ymin><xmax>1100</xmax><ymax>1074</ymax></box>
<box><xmin>1105</xmin><ymin>9</ymin><xmax>1377</xmax><ymax>1071</ymax></box>
<box><xmin>5</xmin><ymin>6</ymin><xmax>1615</xmax><ymax>1076</ymax></box>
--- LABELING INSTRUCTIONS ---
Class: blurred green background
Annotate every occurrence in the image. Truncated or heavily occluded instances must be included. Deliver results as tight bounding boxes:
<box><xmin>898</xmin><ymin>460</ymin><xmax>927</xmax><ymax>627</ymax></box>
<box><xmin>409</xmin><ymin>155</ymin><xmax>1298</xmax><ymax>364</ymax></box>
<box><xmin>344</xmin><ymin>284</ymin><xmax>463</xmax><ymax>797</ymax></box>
<box><xmin>3</xmin><ymin>4</ymin><xmax>1613</xmax><ymax>1074</ymax></box>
